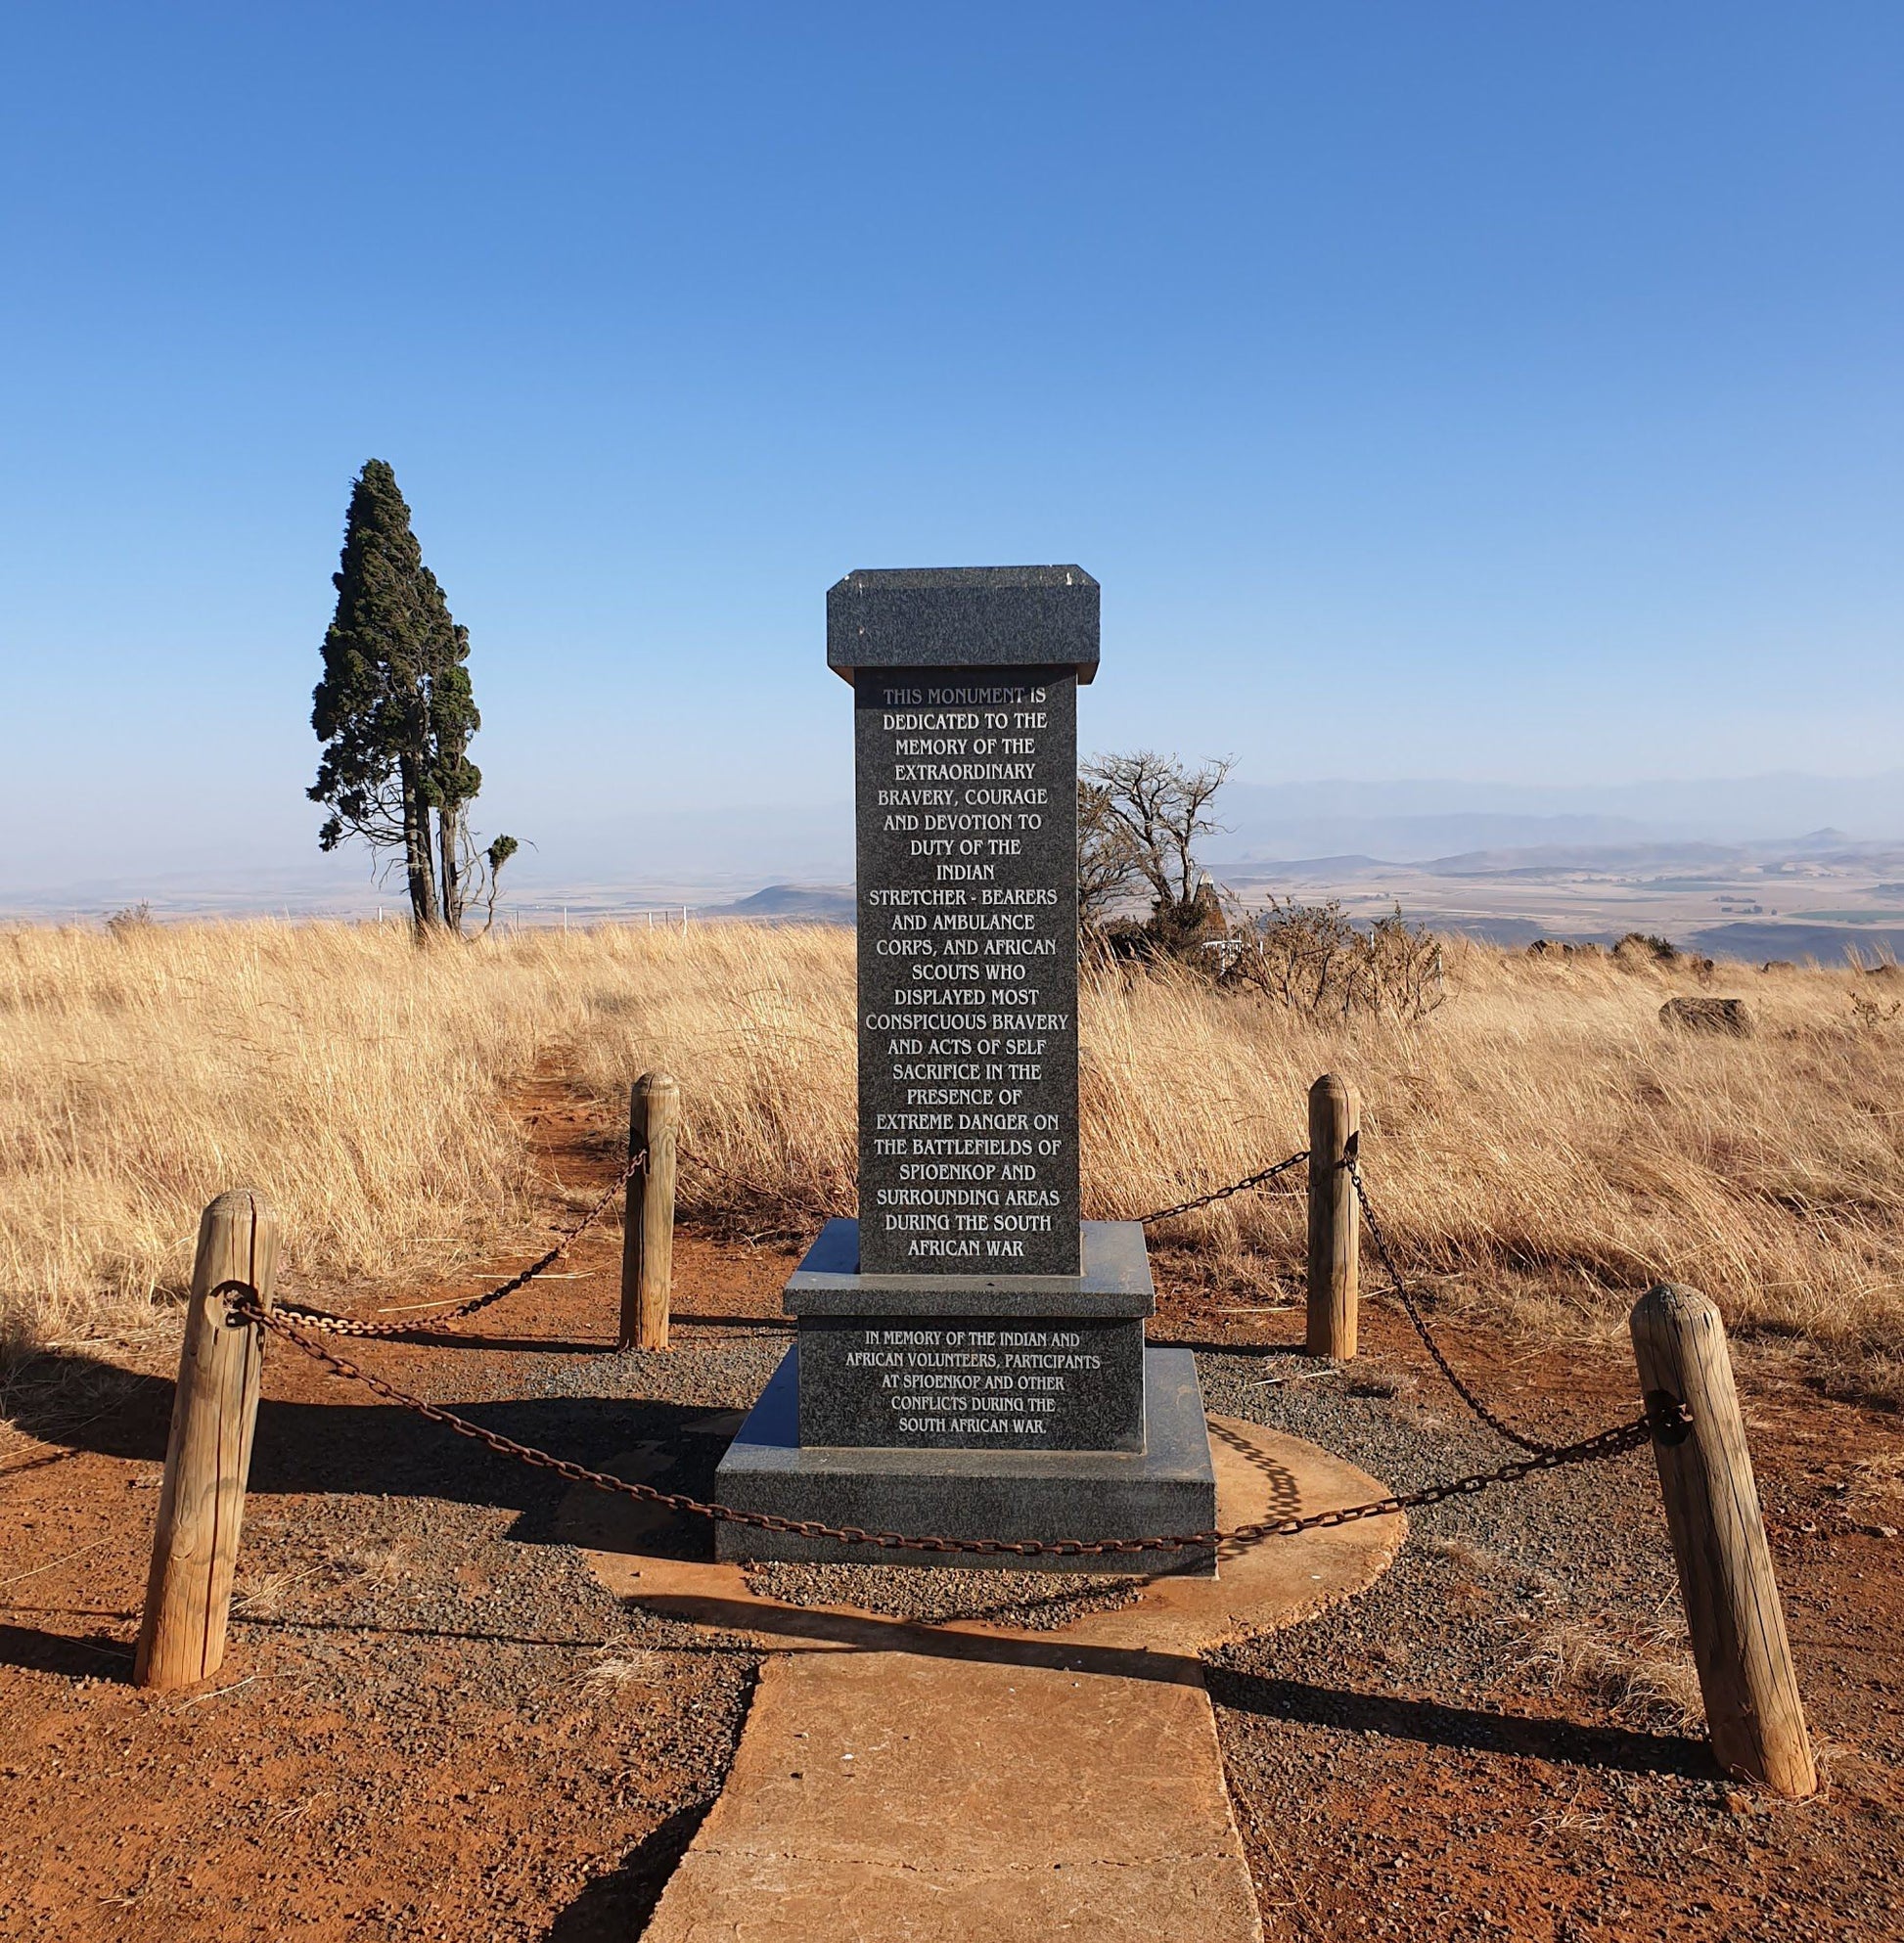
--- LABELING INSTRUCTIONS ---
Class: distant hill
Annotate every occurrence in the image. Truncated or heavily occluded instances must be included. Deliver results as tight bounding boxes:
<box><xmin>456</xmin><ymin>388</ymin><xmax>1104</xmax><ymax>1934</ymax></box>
<box><xmin>1690</xmin><ymin>922</ymin><xmax>1904</xmax><ymax>967</ymax></box>
<box><xmin>705</xmin><ymin>883</ymin><xmax>855</xmax><ymax>925</ymax></box>
<box><xmin>1205</xmin><ymin>771</ymin><xmax>1904</xmax><ymax>866</ymax></box>
<box><xmin>1213</xmin><ymin>814</ymin><xmax>1655</xmax><ymax>869</ymax></box>
<box><xmin>1222</xmin><ymin>829</ymin><xmax>1904</xmax><ymax>886</ymax></box>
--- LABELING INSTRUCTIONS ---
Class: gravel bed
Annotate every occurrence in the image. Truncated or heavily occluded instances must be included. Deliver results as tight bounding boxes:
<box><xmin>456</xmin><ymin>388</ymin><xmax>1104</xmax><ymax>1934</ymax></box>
<box><xmin>1196</xmin><ymin>1344</ymin><xmax>1897</xmax><ymax>1943</ymax></box>
<box><xmin>741</xmin><ymin>1559</ymin><xmax>1146</xmax><ymax>1628</ymax></box>
<box><xmin>277</xmin><ymin>1317</ymin><xmax>1891</xmax><ymax>1939</ymax></box>
<box><xmin>533</xmin><ymin>1333</ymin><xmax>791</xmax><ymax>1414</ymax></box>
<box><xmin>1200</xmin><ymin>1344</ymin><xmax>1684</xmax><ymax>1706</ymax></box>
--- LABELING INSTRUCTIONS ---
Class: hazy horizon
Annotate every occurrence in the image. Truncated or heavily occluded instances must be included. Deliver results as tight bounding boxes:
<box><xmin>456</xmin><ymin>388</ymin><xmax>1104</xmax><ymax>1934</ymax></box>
<box><xmin>10</xmin><ymin>765</ymin><xmax>1904</xmax><ymax>921</ymax></box>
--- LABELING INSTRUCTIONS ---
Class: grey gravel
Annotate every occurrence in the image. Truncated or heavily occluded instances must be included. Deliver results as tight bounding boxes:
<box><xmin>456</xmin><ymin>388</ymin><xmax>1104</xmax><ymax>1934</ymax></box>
<box><xmin>742</xmin><ymin>1559</ymin><xmax>1145</xmax><ymax>1628</ymax></box>
<box><xmin>231</xmin><ymin>1316</ymin><xmax>1893</xmax><ymax>1941</ymax></box>
<box><xmin>1197</xmin><ymin>1342</ymin><xmax>1901</xmax><ymax>1943</ymax></box>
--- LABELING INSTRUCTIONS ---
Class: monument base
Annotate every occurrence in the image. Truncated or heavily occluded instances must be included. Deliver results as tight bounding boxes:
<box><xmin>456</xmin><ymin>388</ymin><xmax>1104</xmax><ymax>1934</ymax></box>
<box><xmin>714</xmin><ymin>1346</ymin><xmax>1218</xmax><ymax>1576</ymax></box>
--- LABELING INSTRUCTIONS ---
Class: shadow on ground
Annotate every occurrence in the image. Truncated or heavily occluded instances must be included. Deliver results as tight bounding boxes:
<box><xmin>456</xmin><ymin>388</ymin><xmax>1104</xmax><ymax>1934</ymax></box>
<box><xmin>1204</xmin><ymin>1664</ymin><xmax>1715</xmax><ymax>1779</ymax></box>
<box><xmin>0</xmin><ymin>1621</ymin><xmax>135</xmax><ymax>1679</ymax></box>
<box><xmin>541</xmin><ymin>1801</ymin><xmax>715</xmax><ymax>1942</ymax></box>
<box><xmin>7</xmin><ymin>1349</ymin><xmax>1713</xmax><ymax>1793</ymax></box>
<box><xmin>3</xmin><ymin>1349</ymin><xmax>732</xmax><ymax>1555</ymax></box>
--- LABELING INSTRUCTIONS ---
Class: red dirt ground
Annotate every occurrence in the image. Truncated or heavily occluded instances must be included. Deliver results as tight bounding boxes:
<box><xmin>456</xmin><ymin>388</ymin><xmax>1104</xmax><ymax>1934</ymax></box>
<box><xmin>2</xmin><ymin>1082</ymin><xmax>1900</xmax><ymax>1940</ymax></box>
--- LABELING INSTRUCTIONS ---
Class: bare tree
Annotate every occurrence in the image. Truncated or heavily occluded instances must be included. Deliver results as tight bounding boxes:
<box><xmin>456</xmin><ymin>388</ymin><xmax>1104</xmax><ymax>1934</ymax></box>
<box><xmin>478</xmin><ymin>835</ymin><xmax>521</xmax><ymax>935</ymax></box>
<box><xmin>1078</xmin><ymin>778</ymin><xmax>1144</xmax><ymax>929</ymax></box>
<box><xmin>1080</xmin><ymin>749</ymin><xmax>1234</xmax><ymax>932</ymax></box>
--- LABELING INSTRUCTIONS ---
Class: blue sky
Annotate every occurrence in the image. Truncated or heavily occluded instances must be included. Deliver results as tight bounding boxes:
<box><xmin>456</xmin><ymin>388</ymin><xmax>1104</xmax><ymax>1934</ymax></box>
<box><xmin>2</xmin><ymin>5</ymin><xmax>1900</xmax><ymax>887</ymax></box>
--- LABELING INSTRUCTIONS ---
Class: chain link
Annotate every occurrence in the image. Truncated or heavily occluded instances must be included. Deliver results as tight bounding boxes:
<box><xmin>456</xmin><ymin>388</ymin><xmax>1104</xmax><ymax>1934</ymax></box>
<box><xmin>235</xmin><ymin>1296</ymin><xmax>1659</xmax><ymax>1559</ymax></box>
<box><xmin>1132</xmin><ymin>1150</ymin><xmax>1309</xmax><ymax>1227</ymax></box>
<box><xmin>271</xmin><ymin>1151</ymin><xmax>646</xmax><ymax>1338</ymax></box>
<box><xmin>259</xmin><ymin>1140</ymin><xmax>1311</xmax><ymax>1340</ymax></box>
<box><xmin>237</xmin><ymin>1128</ymin><xmax>1673</xmax><ymax>1556</ymax></box>
<box><xmin>1343</xmin><ymin>1146</ymin><xmax>1557</xmax><ymax>1456</ymax></box>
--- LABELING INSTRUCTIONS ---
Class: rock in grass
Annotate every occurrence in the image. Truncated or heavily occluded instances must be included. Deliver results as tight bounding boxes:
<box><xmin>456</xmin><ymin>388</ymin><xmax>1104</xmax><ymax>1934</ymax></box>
<box><xmin>1660</xmin><ymin>995</ymin><xmax>1755</xmax><ymax>1036</ymax></box>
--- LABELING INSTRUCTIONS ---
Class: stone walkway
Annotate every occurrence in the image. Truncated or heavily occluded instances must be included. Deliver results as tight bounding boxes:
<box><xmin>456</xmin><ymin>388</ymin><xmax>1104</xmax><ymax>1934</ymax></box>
<box><xmin>643</xmin><ymin>1650</ymin><xmax>1259</xmax><ymax>1942</ymax></box>
<box><xmin>565</xmin><ymin>1416</ymin><xmax>1400</xmax><ymax>1942</ymax></box>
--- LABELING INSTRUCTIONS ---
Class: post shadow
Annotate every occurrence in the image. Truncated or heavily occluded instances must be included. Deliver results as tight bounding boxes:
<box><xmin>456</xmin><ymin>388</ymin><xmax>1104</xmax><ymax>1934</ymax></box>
<box><xmin>2</xmin><ymin>1350</ymin><xmax>174</xmax><ymax>1464</ymax></box>
<box><xmin>626</xmin><ymin>1590</ymin><xmax>1209</xmax><ymax>1688</ymax></box>
<box><xmin>3</xmin><ymin>1347</ymin><xmax>738</xmax><ymax>1556</ymax></box>
<box><xmin>0</xmin><ymin>1619</ymin><xmax>136</xmax><ymax>1679</ymax></box>
<box><xmin>1203</xmin><ymin>1664</ymin><xmax>1716</xmax><ymax>1780</ymax></box>
<box><xmin>333</xmin><ymin>1330</ymin><xmax>615</xmax><ymax>1354</ymax></box>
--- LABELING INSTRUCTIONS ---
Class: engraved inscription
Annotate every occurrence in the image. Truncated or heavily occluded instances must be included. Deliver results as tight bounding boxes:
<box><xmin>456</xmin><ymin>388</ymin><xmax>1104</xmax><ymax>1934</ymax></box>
<box><xmin>854</xmin><ymin>666</ymin><xmax>1080</xmax><ymax>1274</ymax></box>
<box><xmin>797</xmin><ymin>1316</ymin><xmax>1144</xmax><ymax>1451</ymax></box>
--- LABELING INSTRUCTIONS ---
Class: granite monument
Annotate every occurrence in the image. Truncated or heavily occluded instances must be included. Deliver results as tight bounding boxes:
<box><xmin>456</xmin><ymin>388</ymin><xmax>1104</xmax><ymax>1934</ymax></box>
<box><xmin>714</xmin><ymin>566</ymin><xmax>1219</xmax><ymax>1571</ymax></box>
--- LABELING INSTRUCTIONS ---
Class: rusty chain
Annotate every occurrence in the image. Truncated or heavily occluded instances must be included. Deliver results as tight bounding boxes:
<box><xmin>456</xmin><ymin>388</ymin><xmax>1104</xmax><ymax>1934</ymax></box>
<box><xmin>270</xmin><ymin>1151</ymin><xmax>647</xmax><ymax>1338</ymax></box>
<box><xmin>271</xmin><ymin>1141</ymin><xmax>1310</xmax><ymax>1339</ymax></box>
<box><xmin>1342</xmin><ymin>1144</ymin><xmax>1559</xmax><ymax>1456</ymax></box>
<box><xmin>1131</xmin><ymin>1150</ymin><xmax>1309</xmax><ymax>1227</ymax></box>
<box><xmin>235</xmin><ymin>1124</ymin><xmax>1676</xmax><ymax>1555</ymax></box>
<box><xmin>233</xmin><ymin>1295</ymin><xmax>1663</xmax><ymax>1559</ymax></box>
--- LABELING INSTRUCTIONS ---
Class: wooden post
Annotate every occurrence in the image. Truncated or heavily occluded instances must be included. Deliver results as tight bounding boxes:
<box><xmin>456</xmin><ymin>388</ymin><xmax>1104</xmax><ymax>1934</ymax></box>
<box><xmin>1306</xmin><ymin>1073</ymin><xmax>1359</xmax><ymax>1358</ymax></box>
<box><xmin>134</xmin><ymin>1190</ymin><xmax>280</xmax><ymax>1691</ymax></box>
<box><xmin>619</xmin><ymin>1070</ymin><xmax>680</xmax><ymax>1351</ymax></box>
<box><xmin>1630</xmin><ymin>1284</ymin><xmax>1816</xmax><ymax>1797</ymax></box>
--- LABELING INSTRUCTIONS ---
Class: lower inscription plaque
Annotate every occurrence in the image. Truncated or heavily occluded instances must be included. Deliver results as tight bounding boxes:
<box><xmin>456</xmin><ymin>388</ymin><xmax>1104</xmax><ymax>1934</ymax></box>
<box><xmin>796</xmin><ymin>1315</ymin><xmax>1144</xmax><ymax>1452</ymax></box>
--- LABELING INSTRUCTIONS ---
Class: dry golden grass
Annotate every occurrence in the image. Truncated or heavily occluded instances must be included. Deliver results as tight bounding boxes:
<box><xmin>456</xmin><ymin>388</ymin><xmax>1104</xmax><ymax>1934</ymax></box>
<box><xmin>4</xmin><ymin>919</ymin><xmax>1903</xmax><ymax>1371</ymax></box>
<box><xmin>0</xmin><ymin>921</ymin><xmax>547</xmax><ymax>1346</ymax></box>
<box><xmin>1513</xmin><ymin>1612</ymin><xmax>1706</xmax><ymax>1734</ymax></box>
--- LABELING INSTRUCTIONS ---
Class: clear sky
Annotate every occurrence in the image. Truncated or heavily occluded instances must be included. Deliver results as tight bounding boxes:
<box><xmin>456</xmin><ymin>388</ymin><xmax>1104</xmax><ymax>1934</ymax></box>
<box><xmin>2</xmin><ymin>5</ymin><xmax>1900</xmax><ymax>888</ymax></box>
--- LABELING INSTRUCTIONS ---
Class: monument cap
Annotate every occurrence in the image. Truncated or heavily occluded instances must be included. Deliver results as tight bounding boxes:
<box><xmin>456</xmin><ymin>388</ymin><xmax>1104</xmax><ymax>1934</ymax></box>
<box><xmin>826</xmin><ymin>565</ymin><xmax>1099</xmax><ymax>684</ymax></box>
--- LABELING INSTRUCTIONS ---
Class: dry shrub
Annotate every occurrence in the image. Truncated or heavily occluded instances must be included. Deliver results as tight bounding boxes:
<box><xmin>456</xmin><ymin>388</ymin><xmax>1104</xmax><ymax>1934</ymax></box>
<box><xmin>232</xmin><ymin>1564</ymin><xmax>321</xmax><ymax>1620</ymax></box>
<box><xmin>1223</xmin><ymin>898</ymin><xmax>1444</xmax><ymax>1022</ymax></box>
<box><xmin>1848</xmin><ymin>1355</ymin><xmax>1904</xmax><ymax>1411</ymax></box>
<box><xmin>5</xmin><ymin>920</ymin><xmax>1904</xmax><ymax>1371</ymax></box>
<box><xmin>1516</xmin><ymin>1615</ymin><xmax>1705</xmax><ymax>1734</ymax></box>
<box><xmin>1846</xmin><ymin>1448</ymin><xmax>1904</xmax><ymax>1513</ymax></box>
<box><xmin>330</xmin><ymin>1537</ymin><xmax>417</xmax><ymax>1588</ymax></box>
<box><xmin>1425</xmin><ymin>1535</ymin><xmax>1499</xmax><ymax>1574</ymax></box>
<box><xmin>584</xmin><ymin>1649</ymin><xmax>663</xmax><ymax>1691</ymax></box>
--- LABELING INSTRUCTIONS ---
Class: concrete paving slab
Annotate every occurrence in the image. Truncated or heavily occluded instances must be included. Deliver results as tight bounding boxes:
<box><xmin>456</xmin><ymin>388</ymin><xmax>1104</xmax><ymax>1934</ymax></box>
<box><xmin>641</xmin><ymin>1650</ymin><xmax>1263</xmax><ymax>1943</ymax></box>
<box><xmin>560</xmin><ymin>1416</ymin><xmax>1400</xmax><ymax>1941</ymax></box>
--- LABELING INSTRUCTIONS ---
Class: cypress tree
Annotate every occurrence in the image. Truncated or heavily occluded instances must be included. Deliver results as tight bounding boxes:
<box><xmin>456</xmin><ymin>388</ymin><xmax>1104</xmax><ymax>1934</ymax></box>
<box><xmin>310</xmin><ymin>461</ymin><xmax>512</xmax><ymax>933</ymax></box>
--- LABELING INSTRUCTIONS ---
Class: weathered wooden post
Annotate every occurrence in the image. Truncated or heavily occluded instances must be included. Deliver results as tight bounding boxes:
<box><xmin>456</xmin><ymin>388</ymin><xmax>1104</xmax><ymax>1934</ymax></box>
<box><xmin>619</xmin><ymin>1069</ymin><xmax>680</xmax><ymax>1351</ymax></box>
<box><xmin>134</xmin><ymin>1189</ymin><xmax>280</xmax><ymax>1691</ymax></box>
<box><xmin>1306</xmin><ymin>1073</ymin><xmax>1359</xmax><ymax>1358</ymax></box>
<box><xmin>1630</xmin><ymin>1283</ymin><xmax>1816</xmax><ymax>1797</ymax></box>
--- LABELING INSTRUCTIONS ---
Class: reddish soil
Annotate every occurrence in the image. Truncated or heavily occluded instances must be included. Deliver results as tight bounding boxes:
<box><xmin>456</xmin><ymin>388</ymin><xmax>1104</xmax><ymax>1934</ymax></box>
<box><xmin>2</xmin><ymin>1082</ymin><xmax>1900</xmax><ymax>1940</ymax></box>
<box><xmin>0</xmin><ymin>1083</ymin><xmax>793</xmax><ymax>1942</ymax></box>
<box><xmin>1201</xmin><ymin>1303</ymin><xmax>1904</xmax><ymax>1940</ymax></box>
